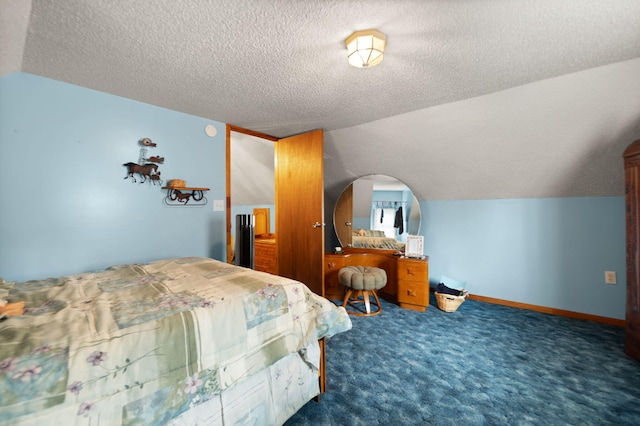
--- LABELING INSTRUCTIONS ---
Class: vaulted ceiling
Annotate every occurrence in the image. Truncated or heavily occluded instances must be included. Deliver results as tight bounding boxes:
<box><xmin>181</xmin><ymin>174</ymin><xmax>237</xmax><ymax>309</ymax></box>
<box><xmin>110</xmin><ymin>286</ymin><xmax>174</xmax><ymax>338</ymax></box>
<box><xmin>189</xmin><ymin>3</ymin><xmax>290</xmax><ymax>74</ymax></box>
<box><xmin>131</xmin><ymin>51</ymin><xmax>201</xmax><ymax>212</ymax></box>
<box><xmin>3</xmin><ymin>0</ymin><xmax>640</xmax><ymax>201</ymax></box>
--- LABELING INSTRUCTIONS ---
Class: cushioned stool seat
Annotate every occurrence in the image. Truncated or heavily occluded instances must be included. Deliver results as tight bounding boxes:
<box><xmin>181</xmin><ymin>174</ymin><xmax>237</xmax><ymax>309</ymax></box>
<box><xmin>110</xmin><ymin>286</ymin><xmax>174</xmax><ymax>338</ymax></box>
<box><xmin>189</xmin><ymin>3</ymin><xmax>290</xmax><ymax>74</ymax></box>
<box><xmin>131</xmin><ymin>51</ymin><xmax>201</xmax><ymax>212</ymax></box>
<box><xmin>338</xmin><ymin>266</ymin><xmax>387</xmax><ymax>316</ymax></box>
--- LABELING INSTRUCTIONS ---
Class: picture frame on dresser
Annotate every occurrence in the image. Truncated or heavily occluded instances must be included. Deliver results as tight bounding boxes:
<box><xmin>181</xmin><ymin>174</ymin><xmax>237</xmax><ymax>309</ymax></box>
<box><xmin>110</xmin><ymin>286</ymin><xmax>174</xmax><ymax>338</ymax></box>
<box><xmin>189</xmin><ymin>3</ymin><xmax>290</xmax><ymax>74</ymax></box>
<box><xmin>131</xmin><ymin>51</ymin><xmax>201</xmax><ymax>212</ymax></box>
<box><xmin>405</xmin><ymin>235</ymin><xmax>424</xmax><ymax>258</ymax></box>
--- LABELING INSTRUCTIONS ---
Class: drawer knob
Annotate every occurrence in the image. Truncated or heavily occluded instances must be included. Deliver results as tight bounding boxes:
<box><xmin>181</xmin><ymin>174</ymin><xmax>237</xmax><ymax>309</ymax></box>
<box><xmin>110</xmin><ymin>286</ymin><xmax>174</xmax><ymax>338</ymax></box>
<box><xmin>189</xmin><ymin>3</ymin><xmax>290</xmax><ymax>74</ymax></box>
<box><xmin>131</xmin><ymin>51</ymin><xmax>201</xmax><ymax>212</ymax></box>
<box><xmin>407</xmin><ymin>289</ymin><xmax>416</xmax><ymax>297</ymax></box>
<box><xmin>407</xmin><ymin>268</ymin><xmax>416</xmax><ymax>276</ymax></box>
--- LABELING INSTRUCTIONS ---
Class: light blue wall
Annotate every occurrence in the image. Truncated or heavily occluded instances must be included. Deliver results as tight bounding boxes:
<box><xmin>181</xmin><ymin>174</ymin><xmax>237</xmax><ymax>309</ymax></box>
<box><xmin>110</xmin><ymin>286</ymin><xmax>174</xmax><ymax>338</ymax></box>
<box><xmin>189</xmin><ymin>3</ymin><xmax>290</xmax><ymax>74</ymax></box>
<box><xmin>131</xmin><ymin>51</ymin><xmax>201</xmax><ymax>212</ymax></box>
<box><xmin>421</xmin><ymin>197</ymin><xmax>626</xmax><ymax>320</ymax></box>
<box><xmin>0</xmin><ymin>73</ymin><xmax>227</xmax><ymax>282</ymax></box>
<box><xmin>1</xmin><ymin>74</ymin><xmax>628</xmax><ymax>320</ymax></box>
<box><xmin>352</xmin><ymin>217</ymin><xmax>369</xmax><ymax>230</ymax></box>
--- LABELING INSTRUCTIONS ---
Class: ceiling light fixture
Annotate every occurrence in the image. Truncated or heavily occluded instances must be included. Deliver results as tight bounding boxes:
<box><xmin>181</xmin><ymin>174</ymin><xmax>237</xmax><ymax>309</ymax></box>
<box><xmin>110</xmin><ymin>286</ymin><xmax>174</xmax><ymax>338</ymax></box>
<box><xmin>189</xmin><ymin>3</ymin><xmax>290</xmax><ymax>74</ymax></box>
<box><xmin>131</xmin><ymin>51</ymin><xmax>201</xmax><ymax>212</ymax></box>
<box><xmin>345</xmin><ymin>29</ymin><xmax>387</xmax><ymax>68</ymax></box>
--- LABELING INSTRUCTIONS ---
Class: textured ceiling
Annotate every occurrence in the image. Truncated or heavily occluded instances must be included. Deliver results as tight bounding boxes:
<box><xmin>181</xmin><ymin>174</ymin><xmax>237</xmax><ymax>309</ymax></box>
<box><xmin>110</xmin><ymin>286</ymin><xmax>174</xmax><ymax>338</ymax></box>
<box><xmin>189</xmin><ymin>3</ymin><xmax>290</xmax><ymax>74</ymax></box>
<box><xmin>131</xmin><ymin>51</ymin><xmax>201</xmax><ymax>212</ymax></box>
<box><xmin>3</xmin><ymin>0</ymin><xmax>640</xmax><ymax>138</ymax></box>
<box><xmin>2</xmin><ymin>0</ymin><xmax>640</xmax><ymax>205</ymax></box>
<box><xmin>324</xmin><ymin>58</ymin><xmax>640</xmax><ymax>201</ymax></box>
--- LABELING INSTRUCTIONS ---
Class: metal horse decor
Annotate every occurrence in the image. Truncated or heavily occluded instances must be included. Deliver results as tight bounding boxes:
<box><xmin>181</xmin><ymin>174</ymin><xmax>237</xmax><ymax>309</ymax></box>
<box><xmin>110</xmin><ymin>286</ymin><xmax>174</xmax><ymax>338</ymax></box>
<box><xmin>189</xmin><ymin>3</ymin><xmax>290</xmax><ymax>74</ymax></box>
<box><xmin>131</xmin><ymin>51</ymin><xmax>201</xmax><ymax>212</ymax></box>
<box><xmin>123</xmin><ymin>162</ymin><xmax>160</xmax><ymax>183</ymax></box>
<box><xmin>162</xmin><ymin>187</ymin><xmax>209</xmax><ymax>206</ymax></box>
<box><xmin>123</xmin><ymin>138</ymin><xmax>163</xmax><ymax>185</ymax></box>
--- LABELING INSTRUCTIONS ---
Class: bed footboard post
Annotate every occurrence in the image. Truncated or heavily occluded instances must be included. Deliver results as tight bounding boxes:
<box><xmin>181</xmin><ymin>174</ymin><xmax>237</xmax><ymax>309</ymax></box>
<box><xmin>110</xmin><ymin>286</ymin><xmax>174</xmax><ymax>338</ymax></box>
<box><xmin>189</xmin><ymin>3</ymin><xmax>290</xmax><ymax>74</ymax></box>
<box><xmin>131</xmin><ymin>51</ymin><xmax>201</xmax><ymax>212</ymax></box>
<box><xmin>315</xmin><ymin>338</ymin><xmax>326</xmax><ymax>401</ymax></box>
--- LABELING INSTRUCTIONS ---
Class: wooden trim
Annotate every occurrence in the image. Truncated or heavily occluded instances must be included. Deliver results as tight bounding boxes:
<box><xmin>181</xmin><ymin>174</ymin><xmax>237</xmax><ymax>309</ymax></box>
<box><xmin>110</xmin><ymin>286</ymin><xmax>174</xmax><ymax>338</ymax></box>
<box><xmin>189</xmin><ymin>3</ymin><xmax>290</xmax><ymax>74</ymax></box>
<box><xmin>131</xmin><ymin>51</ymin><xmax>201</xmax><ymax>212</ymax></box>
<box><xmin>623</xmin><ymin>139</ymin><xmax>640</xmax><ymax>158</ymax></box>
<box><xmin>161</xmin><ymin>186</ymin><xmax>209</xmax><ymax>190</ymax></box>
<box><xmin>465</xmin><ymin>293</ymin><xmax>625</xmax><ymax>327</ymax></box>
<box><xmin>342</xmin><ymin>247</ymin><xmax>397</xmax><ymax>255</ymax></box>
<box><xmin>225</xmin><ymin>124</ymin><xmax>232</xmax><ymax>263</ymax></box>
<box><xmin>228</xmin><ymin>125</ymin><xmax>279</xmax><ymax>142</ymax></box>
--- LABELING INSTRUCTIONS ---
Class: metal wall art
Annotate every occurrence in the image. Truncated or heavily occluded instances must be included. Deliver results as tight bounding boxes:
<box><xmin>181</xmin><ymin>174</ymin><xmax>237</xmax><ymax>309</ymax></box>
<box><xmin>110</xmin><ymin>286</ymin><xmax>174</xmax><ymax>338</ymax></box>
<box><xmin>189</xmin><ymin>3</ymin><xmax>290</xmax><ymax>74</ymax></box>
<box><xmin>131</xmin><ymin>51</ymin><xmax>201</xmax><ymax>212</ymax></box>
<box><xmin>123</xmin><ymin>138</ymin><xmax>209</xmax><ymax>206</ymax></box>
<box><xmin>123</xmin><ymin>138</ymin><xmax>163</xmax><ymax>185</ymax></box>
<box><xmin>162</xmin><ymin>180</ymin><xmax>210</xmax><ymax>206</ymax></box>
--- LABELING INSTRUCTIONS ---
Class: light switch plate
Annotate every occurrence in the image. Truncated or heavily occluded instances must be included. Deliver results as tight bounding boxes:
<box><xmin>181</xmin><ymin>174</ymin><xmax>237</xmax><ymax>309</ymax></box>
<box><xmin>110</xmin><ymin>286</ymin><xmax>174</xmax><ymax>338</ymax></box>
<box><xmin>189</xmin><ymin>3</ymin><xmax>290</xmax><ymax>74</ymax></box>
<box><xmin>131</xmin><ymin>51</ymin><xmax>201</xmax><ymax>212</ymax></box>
<box><xmin>605</xmin><ymin>271</ymin><xmax>616</xmax><ymax>284</ymax></box>
<box><xmin>213</xmin><ymin>199</ymin><xmax>224</xmax><ymax>212</ymax></box>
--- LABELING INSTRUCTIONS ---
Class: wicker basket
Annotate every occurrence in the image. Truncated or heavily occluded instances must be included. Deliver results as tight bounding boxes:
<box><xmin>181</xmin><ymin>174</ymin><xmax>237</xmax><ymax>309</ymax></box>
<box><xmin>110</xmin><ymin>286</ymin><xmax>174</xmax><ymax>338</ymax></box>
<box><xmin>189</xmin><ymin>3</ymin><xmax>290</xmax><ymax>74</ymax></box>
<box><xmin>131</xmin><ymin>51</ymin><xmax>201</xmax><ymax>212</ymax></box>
<box><xmin>435</xmin><ymin>292</ymin><xmax>466</xmax><ymax>312</ymax></box>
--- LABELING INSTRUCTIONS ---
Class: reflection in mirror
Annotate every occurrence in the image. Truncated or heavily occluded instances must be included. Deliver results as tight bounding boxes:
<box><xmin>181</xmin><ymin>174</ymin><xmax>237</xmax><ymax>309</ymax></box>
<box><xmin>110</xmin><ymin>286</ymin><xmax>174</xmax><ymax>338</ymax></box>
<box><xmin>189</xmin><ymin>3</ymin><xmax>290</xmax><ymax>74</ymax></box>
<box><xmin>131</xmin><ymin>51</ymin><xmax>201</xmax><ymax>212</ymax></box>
<box><xmin>333</xmin><ymin>175</ymin><xmax>421</xmax><ymax>250</ymax></box>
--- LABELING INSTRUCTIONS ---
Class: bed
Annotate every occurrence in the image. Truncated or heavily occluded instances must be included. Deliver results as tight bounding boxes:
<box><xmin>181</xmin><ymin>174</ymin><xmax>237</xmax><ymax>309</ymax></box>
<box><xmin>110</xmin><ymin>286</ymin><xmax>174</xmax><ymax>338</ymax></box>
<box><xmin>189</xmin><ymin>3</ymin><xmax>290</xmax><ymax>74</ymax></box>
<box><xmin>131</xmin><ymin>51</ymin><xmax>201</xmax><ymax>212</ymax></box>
<box><xmin>0</xmin><ymin>257</ymin><xmax>351</xmax><ymax>425</ymax></box>
<box><xmin>351</xmin><ymin>229</ymin><xmax>405</xmax><ymax>250</ymax></box>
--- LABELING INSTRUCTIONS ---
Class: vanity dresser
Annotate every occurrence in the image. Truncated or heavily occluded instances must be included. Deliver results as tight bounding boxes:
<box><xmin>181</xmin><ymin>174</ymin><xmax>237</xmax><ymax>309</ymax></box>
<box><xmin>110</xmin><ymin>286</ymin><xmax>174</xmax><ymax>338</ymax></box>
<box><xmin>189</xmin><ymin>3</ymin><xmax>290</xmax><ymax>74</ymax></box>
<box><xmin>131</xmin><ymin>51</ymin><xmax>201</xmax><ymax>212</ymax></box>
<box><xmin>328</xmin><ymin>173</ymin><xmax>428</xmax><ymax>311</ymax></box>
<box><xmin>324</xmin><ymin>248</ymin><xmax>430</xmax><ymax>312</ymax></box>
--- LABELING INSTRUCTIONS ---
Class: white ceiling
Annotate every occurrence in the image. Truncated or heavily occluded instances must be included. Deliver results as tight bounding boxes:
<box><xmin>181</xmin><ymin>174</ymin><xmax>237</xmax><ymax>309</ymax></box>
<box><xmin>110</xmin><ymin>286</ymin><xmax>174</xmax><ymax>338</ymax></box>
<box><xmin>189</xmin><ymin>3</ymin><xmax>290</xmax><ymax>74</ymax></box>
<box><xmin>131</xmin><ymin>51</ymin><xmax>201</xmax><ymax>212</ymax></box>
<box><xmin>2</xmin><ymin>0</ymin><xmax>640</xmax><ymax>202</ymax></box>
<box><xmin>325</xmin><ymin>57</ymin><xmax>640</xmax><ymax>200</ymax></box>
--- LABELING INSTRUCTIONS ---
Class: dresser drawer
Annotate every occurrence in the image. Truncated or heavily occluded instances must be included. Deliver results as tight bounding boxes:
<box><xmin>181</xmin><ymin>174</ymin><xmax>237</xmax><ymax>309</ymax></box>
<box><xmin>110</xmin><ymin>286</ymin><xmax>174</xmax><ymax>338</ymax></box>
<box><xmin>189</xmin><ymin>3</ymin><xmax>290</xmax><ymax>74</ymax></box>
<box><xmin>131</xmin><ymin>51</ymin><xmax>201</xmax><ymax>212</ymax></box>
<box><xmin>397</xmin><ymin>281</ymin><xmax>429</xmax><ymax>306</ymax></box>
<box><xmin>255</xmin><ymin>240</ymin><xmax>277</xmax><ymax>274</ymax></box>
<box><xmin>397</xmin><ymin>257</ymin><xmax>429</xmax><ymax>311</ymax></box>
<box><xmin>255</xmin><ymin>242</ymin><xmax>276</xmax><ymax>257</ymax></box>
<box><xmin>255</xmin><ymin>256</ymin><xmax>276</xmax><ymax>270</ymax></box>
<box><xmin>397</xmin><ymin>259</ymin><xmax>428</xmax><ymax>282</ymax></box>
<box><xmin>324</xmin><ymin>255</ymin><xmax>347</xmax><ymax>299</ymax></box>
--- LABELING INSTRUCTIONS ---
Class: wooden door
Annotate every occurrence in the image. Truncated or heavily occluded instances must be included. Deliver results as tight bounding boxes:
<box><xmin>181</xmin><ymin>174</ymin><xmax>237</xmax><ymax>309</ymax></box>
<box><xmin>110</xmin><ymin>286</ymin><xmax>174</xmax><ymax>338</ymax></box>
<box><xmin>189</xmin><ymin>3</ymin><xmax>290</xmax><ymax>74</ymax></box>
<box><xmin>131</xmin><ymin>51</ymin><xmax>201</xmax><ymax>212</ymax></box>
<box><xmin>334</xmin><ymin>184</ymin><xmax>353</xmax><ymax>247</ymax></box>
<box><xmin>276</xmin><ymin>129</ymin><xmax>325</xmax><ymax>296</ymax></box>
<box><xmin>624</xmin><ymin>139</ymin><xmax>640</xmax><ymax>360</ymax></box>
<box><xmin>253</xmin><ymin>207</ymin><xmax>270</xmax><ymax>236</ymax></box>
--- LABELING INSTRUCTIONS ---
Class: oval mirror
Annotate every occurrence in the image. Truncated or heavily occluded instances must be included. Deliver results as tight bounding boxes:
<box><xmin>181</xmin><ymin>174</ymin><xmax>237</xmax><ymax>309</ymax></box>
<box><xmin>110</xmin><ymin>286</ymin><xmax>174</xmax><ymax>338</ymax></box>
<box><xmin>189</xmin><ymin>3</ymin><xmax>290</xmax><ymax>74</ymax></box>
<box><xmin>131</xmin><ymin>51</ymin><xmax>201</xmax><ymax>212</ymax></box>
<box><xmin>333</xmin><ymin>174</ymin><xmax>421</xmax><ymax>250</ymax></box>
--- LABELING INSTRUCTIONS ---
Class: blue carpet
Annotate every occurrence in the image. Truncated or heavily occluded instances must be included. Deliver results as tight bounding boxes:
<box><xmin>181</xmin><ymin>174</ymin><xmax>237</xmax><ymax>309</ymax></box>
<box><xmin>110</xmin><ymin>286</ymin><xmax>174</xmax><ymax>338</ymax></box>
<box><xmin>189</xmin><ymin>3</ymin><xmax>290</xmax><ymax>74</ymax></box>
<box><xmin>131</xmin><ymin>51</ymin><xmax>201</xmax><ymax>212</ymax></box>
<box><xmin>285</xmin><ymin>295</ymin><xmax>640</xmax><ymax>425</ymax></box>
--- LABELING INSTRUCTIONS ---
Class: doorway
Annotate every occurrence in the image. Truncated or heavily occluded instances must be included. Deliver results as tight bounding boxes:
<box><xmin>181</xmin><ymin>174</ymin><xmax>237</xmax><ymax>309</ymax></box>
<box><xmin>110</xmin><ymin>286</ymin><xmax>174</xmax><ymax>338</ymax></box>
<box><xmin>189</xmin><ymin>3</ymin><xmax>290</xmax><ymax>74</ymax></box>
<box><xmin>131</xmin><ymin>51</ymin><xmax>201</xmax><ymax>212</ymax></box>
<box><xmin>226</xmin><ymin>125</ymin><xmax>277</xmax><ymax>263</ymax></box>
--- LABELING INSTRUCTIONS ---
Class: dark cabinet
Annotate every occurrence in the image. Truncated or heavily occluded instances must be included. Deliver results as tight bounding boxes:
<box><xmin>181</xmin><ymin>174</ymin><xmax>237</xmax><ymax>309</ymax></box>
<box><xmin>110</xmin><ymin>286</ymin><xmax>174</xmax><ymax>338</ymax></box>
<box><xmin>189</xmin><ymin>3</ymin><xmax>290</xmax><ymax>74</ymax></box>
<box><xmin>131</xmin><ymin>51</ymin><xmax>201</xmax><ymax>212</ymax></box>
<box><xmin>623</xmin><ymin>139</ymin><xmax>640</xmax><ymax>360</ymax></box>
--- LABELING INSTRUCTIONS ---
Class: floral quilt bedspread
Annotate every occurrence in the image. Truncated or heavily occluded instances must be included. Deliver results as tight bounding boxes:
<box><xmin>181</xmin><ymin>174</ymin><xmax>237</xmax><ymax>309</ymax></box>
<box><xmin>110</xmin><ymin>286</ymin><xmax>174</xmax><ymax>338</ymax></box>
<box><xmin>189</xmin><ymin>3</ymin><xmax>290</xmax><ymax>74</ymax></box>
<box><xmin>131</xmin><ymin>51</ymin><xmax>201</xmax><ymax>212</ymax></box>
<box><xmin>0</xmin><ymin>257</ymin><xmax>352</xmax><ymax>424</ymax></box>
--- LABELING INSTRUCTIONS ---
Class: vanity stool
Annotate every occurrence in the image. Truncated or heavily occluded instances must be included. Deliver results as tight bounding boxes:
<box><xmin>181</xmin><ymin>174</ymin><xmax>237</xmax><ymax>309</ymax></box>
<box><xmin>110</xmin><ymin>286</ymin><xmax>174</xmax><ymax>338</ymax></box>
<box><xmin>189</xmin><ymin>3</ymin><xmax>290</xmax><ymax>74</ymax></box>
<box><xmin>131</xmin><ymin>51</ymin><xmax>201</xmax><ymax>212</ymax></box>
<box><xmin>338</xmin><ymin>266</ymin><xmax>387</xmax><ymax>316</ymax></box>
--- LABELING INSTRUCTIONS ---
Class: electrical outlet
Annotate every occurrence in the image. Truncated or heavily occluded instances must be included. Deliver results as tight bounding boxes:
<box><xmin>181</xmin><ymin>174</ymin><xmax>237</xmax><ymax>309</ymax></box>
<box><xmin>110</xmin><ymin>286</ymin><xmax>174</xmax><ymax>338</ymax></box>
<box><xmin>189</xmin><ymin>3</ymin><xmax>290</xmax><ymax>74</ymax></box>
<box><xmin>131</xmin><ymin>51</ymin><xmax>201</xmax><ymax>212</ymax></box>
<box><xmin>213</xmin><ymin>199</ymin><xmax>224</xmax><ymax>212</ymax></box>
<box><xmin>605</xmin><ymin>271</ymin><xmax>617</xmax><ymax>285</ymax></box>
